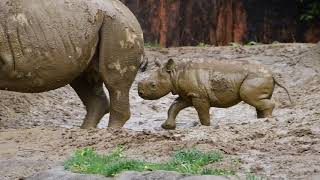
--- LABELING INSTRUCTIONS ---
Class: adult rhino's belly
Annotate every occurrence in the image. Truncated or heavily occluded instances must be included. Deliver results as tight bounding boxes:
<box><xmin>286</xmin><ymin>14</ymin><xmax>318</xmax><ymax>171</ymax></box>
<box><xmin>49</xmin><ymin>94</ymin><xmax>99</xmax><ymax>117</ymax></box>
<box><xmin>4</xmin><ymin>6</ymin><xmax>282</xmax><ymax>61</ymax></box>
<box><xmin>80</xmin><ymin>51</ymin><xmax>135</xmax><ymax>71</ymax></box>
<box><xmin>0</xmin><ymin>2</ymin><xmax>103</xmax><ymax>92</ymax></box>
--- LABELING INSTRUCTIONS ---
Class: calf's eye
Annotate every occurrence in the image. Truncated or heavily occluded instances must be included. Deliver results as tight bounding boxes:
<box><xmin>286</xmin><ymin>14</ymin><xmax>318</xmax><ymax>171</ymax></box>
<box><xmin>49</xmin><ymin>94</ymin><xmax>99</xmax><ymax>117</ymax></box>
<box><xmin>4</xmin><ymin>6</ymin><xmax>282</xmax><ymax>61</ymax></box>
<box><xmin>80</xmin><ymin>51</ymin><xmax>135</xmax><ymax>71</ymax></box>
<box><xmin>150</xmin><ymin>82</ymin><xmax>157</xmax><ymax>88</ymax></box>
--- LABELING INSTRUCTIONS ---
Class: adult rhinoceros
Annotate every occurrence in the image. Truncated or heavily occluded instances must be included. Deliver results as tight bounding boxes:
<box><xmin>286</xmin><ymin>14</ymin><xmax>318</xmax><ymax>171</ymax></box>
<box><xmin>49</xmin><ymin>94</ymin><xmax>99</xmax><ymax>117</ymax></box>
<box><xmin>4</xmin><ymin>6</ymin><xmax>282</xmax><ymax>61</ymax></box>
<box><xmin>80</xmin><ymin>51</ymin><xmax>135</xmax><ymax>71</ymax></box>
<box><xmin>0</xmin><ymin>0</ymin><xmax>145</xmax><ymax>128</ymax></box>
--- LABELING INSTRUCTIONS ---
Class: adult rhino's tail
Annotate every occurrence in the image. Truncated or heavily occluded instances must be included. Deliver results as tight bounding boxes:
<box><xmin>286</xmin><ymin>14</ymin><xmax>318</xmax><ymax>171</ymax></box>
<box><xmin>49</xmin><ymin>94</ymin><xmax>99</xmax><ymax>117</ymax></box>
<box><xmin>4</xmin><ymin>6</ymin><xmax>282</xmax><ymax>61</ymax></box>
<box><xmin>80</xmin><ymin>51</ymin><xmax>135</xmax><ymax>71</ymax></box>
<box><xmin>273</xmin><ymin>77</ymin><xmax>293</xmax><ymax>105</ymax></box>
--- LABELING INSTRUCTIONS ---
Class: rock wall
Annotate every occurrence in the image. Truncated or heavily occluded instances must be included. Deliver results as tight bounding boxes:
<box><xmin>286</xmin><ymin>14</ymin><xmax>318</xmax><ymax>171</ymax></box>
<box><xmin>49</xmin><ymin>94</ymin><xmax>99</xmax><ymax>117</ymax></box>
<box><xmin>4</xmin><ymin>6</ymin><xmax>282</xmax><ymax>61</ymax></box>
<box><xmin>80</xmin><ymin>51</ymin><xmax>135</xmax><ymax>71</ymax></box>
<box><xmin>121</xmin><ymin>0</ymin><xmax>320</xmax><ymax>47</ymax></box>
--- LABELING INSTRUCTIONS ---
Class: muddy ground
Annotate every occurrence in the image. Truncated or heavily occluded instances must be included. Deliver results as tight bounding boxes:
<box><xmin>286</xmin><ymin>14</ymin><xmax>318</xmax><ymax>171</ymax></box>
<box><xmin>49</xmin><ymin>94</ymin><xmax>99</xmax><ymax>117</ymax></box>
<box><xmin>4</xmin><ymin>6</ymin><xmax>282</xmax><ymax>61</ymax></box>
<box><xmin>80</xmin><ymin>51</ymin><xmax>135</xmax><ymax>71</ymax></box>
<box><xmin>0</xmin><ymin>43</ymin><xmax>319</xmax><ymax>180</ymax></box>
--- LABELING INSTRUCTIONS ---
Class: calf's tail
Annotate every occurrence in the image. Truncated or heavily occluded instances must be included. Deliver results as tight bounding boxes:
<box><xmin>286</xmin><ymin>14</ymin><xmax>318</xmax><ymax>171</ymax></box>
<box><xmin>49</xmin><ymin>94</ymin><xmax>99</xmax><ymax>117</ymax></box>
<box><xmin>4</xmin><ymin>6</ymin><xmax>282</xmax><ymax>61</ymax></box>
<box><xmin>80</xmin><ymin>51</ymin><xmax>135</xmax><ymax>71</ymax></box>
<box><xmin>273</xmin><ymin>77</ymin><xmax>293</xmax><ymax>105</ymax></box>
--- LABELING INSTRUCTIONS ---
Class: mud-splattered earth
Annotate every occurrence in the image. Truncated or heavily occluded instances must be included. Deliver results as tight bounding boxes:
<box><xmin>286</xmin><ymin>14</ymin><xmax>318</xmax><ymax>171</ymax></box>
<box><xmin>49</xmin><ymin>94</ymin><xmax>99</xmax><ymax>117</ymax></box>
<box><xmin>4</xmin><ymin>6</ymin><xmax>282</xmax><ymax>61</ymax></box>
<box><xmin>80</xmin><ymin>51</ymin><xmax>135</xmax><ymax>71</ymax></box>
<box><xmin>0</xmin><ymin>43</ymin><xmax>319</xmax><ymax>180</ymax></box>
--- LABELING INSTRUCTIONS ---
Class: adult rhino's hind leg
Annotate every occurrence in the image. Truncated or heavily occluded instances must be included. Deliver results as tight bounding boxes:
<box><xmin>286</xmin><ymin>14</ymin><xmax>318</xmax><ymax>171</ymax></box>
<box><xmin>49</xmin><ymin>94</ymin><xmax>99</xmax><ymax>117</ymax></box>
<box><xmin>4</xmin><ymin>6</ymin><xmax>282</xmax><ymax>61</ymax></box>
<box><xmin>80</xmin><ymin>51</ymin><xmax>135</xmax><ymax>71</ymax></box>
<box><xmin>70</xmin><ymin>70</ymin><xmax>109</xmax><ymax>129</ymax></box>
<box><xmin>99</xmin><ymin>16</ymin><xmax>144</xmax><ymax>128</ymax></box>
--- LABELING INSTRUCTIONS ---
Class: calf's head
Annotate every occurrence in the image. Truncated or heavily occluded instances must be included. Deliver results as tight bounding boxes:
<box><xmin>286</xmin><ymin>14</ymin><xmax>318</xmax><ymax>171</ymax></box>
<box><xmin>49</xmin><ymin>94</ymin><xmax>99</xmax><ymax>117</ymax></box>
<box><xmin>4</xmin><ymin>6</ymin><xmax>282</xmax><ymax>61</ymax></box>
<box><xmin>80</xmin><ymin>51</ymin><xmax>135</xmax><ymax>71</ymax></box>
<box><xmin>138</xmin><ymin>59</ymin><xmax>176</xmax><ymax>100</ymax></box>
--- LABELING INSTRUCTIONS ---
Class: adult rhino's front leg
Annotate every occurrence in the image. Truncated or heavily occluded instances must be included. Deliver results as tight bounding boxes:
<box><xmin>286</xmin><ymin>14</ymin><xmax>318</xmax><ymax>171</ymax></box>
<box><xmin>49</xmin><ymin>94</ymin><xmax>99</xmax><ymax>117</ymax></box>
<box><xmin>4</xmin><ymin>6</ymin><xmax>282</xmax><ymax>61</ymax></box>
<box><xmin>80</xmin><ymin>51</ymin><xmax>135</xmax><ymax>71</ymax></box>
<box><xmin>99</xmin><ymin>15</ymin><xmax>144</xmax><ymax>128</ymax></box>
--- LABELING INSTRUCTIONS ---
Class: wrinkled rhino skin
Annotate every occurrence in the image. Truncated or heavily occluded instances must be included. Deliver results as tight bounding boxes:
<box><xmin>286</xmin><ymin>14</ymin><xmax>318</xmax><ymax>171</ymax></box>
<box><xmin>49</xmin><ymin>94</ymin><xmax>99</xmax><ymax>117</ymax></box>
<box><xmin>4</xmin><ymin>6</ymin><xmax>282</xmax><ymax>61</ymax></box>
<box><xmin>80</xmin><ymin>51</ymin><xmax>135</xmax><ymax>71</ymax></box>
<box><xmin>138</xmin><ymin>59</ymin><xmax>291</xmax><ymax>130</ymax></box>
<box><xmin>0</xmin><ymin>0</ymin><xmax>144</xmax><ymax>128</ymax></box>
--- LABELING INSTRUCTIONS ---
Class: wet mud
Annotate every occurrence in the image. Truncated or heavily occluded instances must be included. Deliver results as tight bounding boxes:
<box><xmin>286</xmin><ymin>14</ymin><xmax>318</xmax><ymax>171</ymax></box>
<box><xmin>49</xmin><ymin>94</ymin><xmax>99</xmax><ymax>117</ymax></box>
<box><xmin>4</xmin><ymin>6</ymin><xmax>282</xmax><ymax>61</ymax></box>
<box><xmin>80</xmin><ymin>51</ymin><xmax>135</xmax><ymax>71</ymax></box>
<box><xmin>0</xmin><ymin>43</ymin><xmax>319</xmax><ymax>179</ymax></box>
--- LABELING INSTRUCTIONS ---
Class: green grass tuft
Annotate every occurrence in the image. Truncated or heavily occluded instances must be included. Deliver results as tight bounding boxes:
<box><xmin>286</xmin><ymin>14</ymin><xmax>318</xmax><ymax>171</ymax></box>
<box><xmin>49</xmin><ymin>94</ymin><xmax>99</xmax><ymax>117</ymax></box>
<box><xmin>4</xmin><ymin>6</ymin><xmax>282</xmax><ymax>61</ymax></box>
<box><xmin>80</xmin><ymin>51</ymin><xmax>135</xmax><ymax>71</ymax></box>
<box><xmin>245</xmin><ymin>171</ymin><xmax>266</xmax><ymax>180</ymax></box>
<box><xmin>64</xmin><ymin>147</ymin><xmax>234</xmax><ymax>177</ymax></box>
<box><xmin>144</xmin><ymin>41</ymin><xmax>162</xmax><ymax>48</ymax></box>
<box><xmin>246</xmin><ymin>41</ymin><xmax>257</xmax><ymax>46</ymax></box>
<box><xmin>229</xmin><ymin>42</ymin><xmax>241</xmax><ymax>47</ymax></box>
<box><xmin>197</xmin><ymin>42</ymin><xmax>210</xmax><ymax>47</ymax></box>
<box><xmin>172</xmin><ymin>149</ymin><xmax>223</xmax><ymax>166</ymax></box>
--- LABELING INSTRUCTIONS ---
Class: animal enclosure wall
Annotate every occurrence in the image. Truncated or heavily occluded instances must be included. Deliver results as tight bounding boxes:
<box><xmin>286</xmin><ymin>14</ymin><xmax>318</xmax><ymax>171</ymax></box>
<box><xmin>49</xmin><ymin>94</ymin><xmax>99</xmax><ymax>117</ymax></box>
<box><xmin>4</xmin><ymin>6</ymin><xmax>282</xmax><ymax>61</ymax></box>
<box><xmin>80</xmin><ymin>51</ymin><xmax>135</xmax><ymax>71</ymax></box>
<box><xmin>121</xmin><ymin>0</ymin><xmax>320</xmax><ymax>47</ymax></box>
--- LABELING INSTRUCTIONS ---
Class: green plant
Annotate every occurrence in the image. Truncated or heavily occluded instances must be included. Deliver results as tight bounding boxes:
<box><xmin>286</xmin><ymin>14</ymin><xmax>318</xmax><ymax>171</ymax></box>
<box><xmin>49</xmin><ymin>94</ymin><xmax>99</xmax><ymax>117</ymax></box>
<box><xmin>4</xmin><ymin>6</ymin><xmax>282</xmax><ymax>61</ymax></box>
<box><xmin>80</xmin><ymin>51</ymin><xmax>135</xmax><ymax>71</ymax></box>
<box><xmin>144</xmin><ymin>41</ymin><xmax>162</xmax><ymax>48</ymax></box>
<box><xmin>64</xmin><ymin>146</ymin><xmax>146</xmax><ymax>176</ymax></box>
<box><xmin>246</xmin><ymin>171</ymin><xmax>266</xmax><ymax>180</ymax></box>
<box><xmin>299</xmin><ymin>0</ymin><xmax>320</xmax><ymax>22</ymax></box>
<box><xmin>246</xmin><ymin>41</ymin><xmax>257</xmax><ymax>46</ymax></box>
<box><xmin>197</xmin><ymin>42</ymin><xmax>210</xmax><ymax>47</ymax></box>
<box><xmin>165</xmin><ymin>149</ymin><xmax>228</xmax><ymax>174</ymax></box>
<box><xmin>229</xmin><ymin>42</ymin><xmax>241</xmax><ymax>47</ymax></box>
<box><xmin>64</xmin><ymin>147</ymin><xmax>235</xmax><ymax>177</ymax></box>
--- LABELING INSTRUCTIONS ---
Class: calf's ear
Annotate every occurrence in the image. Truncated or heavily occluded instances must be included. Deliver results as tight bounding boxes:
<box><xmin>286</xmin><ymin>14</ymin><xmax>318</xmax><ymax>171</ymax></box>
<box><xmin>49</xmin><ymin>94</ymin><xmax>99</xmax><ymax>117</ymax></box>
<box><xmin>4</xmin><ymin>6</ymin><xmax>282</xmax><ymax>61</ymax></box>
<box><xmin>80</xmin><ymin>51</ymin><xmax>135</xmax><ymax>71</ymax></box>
<box><xmin>165</xmin><ymin>58</ymin><xmax>175</xmax><ymax>72</ymax></box>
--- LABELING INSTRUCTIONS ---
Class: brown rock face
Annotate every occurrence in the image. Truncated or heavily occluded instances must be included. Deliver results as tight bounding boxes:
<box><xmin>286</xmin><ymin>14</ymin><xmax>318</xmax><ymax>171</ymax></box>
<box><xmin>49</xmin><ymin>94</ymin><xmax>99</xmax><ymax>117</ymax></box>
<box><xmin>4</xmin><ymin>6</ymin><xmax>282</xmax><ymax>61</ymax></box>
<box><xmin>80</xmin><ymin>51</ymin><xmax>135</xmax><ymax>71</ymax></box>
<box><xmin>121</xmin><ymin>0</ymin><xmax>320</xmax><ymax>47</ymax></box>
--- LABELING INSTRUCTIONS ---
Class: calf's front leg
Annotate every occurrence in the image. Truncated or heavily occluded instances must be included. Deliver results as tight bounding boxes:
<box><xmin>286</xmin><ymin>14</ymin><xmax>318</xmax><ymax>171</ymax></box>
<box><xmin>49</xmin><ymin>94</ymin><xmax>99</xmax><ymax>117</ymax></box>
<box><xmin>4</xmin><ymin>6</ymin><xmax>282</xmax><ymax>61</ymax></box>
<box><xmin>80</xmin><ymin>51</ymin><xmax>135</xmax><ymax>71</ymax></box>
<box><xmin>161</xmin><ymin>97</ymin><xmax>191</xmax><ymax>130</ymax></box>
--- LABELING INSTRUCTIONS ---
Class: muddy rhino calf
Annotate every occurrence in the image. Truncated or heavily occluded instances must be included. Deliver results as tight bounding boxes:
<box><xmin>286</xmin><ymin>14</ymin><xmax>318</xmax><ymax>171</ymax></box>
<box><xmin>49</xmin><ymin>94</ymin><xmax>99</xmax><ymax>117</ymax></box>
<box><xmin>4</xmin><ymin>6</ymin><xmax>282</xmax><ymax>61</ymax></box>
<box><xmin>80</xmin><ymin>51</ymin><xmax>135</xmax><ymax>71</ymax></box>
<box><xmin>138</xmin><ymin>59</ymin><xmax>292</xmax><ymax>129</ymax></box>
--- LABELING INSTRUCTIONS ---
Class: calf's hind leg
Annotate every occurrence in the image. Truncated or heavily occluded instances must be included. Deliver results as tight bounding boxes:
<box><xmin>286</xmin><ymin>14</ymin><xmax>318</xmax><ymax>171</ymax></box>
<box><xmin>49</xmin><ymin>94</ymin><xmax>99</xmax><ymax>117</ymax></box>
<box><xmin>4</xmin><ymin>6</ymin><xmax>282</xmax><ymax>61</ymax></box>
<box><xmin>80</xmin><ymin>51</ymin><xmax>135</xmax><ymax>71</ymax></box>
<box><xmin>240</xmin><ymin>76</ymin><xmax>275</xmax><ymax>118</ymax></box>
<box><xmin>70</xmin><ymin>72</ymin><xmax>109</xmax><ymax>129</ymax></box>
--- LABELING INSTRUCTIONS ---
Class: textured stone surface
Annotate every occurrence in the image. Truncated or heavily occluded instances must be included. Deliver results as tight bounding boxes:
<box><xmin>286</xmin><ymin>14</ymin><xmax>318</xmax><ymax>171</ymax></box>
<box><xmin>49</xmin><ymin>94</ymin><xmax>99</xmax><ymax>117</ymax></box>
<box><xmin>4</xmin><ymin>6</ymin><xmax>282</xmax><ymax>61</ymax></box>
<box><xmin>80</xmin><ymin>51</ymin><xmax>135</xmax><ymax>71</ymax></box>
<box><xmin>26</xmin><ymin>167</ymin><xmax>112</xmax><ymax>180</ymax></box>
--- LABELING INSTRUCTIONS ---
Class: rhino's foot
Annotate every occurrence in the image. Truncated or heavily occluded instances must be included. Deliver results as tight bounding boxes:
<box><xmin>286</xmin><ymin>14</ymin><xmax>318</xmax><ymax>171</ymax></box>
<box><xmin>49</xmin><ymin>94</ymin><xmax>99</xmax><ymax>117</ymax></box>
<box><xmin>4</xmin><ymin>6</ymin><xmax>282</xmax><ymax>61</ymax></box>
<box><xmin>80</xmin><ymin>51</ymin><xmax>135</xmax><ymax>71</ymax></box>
<box><xmin>255</xmin><ymin>101</ymin><xmax>275</xmax><ymax>118</ymax></box>
<box><xmin>108</xmin><ymin>120</ymin><xmax>127</xmax><ymax>129</ymax></box>
<box><xmin>161</xmin><ymin>122</ymin><xmax>176</xmax><ymax>130</ymax></box>
<box><xmin>200</xmin><ymin>121</ymin><xmax>210</xmax><ymax>126</ymax></box>
<box><xmin>80</xmin><ymin>123</ymin><xmax>97</xmax><ymax>129</ymax></box>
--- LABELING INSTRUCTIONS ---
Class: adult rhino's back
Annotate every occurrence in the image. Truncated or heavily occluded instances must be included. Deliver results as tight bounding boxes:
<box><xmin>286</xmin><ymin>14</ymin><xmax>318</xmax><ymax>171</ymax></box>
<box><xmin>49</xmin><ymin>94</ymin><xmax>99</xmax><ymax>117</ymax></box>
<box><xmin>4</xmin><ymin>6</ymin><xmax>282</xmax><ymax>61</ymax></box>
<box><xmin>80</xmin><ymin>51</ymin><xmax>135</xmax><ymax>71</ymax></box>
<box><xmin>0</xmin><ymin>0</ymin><xmax>140</xmax><ymax>92</ymax></box>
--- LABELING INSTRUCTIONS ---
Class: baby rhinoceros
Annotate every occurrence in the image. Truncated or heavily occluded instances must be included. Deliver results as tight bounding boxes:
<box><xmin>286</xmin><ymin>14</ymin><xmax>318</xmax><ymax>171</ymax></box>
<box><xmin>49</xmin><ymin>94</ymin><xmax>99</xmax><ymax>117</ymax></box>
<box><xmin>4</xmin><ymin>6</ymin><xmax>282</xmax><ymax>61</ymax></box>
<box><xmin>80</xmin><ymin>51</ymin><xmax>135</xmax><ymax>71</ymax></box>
<box><xmin>138</xmin><ymin>59</ymin><xmax>292</xmax><ymax>130</ymax></box>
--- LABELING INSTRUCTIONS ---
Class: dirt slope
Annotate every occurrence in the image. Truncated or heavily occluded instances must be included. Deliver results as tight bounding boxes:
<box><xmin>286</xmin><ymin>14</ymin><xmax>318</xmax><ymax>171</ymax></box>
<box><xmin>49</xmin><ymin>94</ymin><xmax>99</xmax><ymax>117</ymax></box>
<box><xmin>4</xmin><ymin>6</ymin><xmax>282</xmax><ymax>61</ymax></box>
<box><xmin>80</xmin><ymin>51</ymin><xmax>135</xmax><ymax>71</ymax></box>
<box><xmin>0</xmin><ymin>43</ymin><xmax>319</xmax><ymax>180</ymax></box>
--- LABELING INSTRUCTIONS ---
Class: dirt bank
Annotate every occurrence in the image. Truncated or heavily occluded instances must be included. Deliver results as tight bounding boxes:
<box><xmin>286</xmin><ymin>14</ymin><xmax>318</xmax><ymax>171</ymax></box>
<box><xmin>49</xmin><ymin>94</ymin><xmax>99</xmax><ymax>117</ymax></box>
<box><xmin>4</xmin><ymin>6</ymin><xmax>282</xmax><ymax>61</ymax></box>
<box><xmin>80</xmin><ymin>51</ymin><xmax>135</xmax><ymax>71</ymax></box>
<box><xmin>0</xmin><ymin>43</ymin><xmax>319</xmax><ymax>180</ymax></box>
